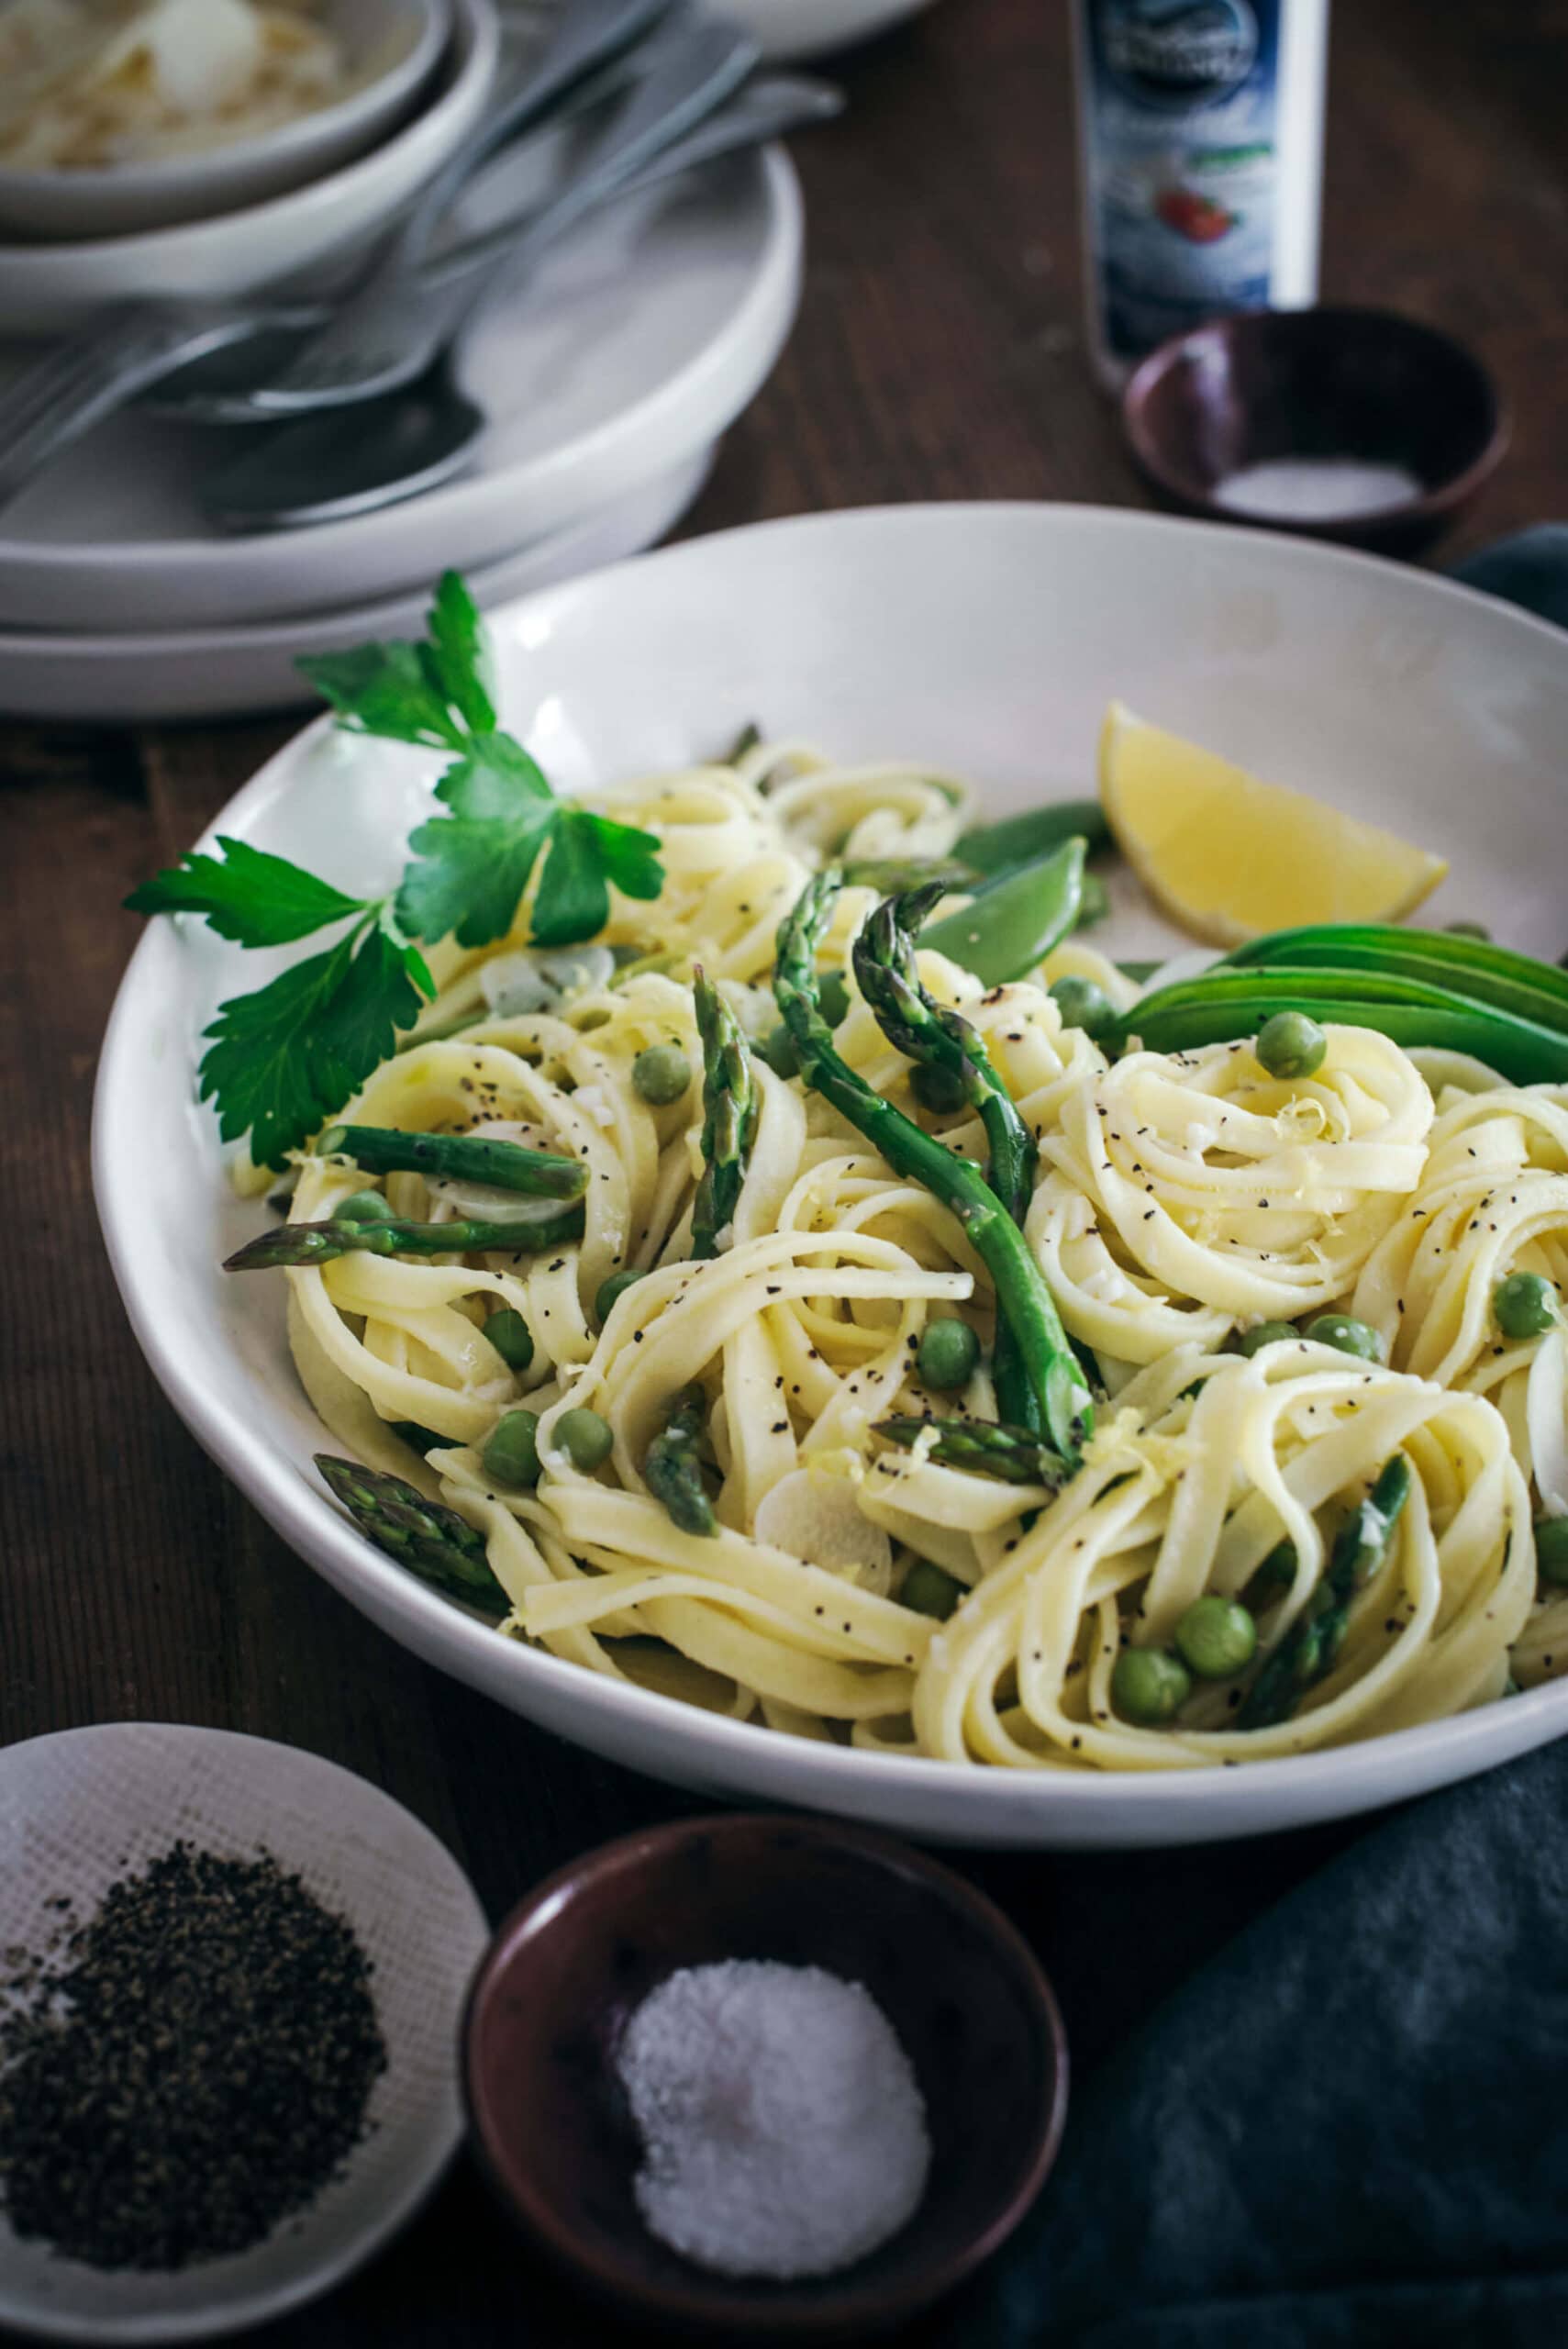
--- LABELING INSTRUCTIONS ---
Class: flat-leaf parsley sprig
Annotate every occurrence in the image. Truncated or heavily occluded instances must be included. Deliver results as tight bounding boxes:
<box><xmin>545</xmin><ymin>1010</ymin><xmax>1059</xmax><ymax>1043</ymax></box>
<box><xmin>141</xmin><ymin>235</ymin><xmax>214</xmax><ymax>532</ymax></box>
<box><xmin>126</xmin><ymin>573</ymin><xmax>666</xmax><ymax>1169</ymax></box>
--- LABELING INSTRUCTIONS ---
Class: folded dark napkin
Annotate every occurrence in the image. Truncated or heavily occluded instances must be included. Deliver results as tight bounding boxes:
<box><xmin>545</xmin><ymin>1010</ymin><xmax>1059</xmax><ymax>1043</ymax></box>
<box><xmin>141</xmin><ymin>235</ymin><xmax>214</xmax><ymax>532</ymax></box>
<box><xmin>943</xmin><ymin>1735</ymin><xmax>1568</xmax><ymax>2349</ymax></box>
<box><xmin>941</xmin><ymin>529</ymin><xmax>1568</xmax><ymax>2349</ymax></box>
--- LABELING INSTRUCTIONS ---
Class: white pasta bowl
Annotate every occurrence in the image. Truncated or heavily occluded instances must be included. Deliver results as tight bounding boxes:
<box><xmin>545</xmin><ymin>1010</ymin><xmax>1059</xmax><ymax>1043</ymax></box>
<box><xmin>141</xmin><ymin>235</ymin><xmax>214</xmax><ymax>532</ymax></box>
<box><xmin>0</xmin><ymin>0</ymin><xmax>450</xmax><ymax>241</ymax></box>
<box><xmin>94</xmin><ymin>503</ymin><xmax>1568</xmax><ymax>1850</ymax></box>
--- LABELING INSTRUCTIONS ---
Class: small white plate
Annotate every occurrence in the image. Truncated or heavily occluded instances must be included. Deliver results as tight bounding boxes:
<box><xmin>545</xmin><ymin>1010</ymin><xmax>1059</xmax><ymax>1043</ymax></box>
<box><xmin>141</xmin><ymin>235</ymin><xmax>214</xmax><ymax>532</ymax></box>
<box><xmin>0</xmin><ymin>146</ymin><xmax>801</xmax><ymax>634</ymax></box>
<box><xmin>0</xmin><ymin>448</ymin><xmax>710</xmax><ymax>723</ymax></box>
<box><xmin>93</xmin><ymin>503</ymin><xmax>1568</xmax><ymax>1850</ymax></box>
<box><xmin>0</xmin><ymin>0</ymin><xmax>499</xmax><ymax>336</ymax></box>
<box><xmin>0</xmin><ymin>1722</ymin><xmax>489</xmax><ymax>2343</ymax></box>
<box><xmin>717</xmin><ymin>0</ymin><xmax>940</xmax><ymax>62</ymax></box>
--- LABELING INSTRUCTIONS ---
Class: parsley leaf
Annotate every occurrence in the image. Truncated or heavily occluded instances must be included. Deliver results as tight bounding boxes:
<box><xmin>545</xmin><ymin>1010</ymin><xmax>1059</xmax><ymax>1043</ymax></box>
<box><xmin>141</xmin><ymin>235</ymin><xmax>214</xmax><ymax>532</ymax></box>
<box><xmin>396</xmin><ymin>736</ymin><xmax>556</xmax><ymax>949</ymax></box>
<box><xmin>423</xmin><ymin>571</ymin><xmax>496</xmax><ymax>737</ymax></box>
<box><xmin>125</xmin><ymin>839</ymin><xmax>369</xmax><ymax>947</ymax></box>
<box><xmin>296</xmin><ymin>573</ymin><xmax>498</xmax><ymax>751</ymax></box>
<box><xmin>198</xmin><ymin>918</ymin><xmax>430</xmax><ymax>1170</ymax></box>
<box><xmin>530</xmin><ymin>809</ymin><xmax>664</xmax><ymax>947</ymax></box>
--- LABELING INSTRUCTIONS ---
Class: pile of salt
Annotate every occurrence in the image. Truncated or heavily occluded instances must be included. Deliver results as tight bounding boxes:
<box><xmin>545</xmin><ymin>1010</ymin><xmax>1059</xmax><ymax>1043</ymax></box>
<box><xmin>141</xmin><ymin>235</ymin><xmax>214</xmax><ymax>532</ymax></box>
<box><xmin>614</xmin><ymin>1958</ymin><xmax>931</xmax><ymax>2281</ymax></box>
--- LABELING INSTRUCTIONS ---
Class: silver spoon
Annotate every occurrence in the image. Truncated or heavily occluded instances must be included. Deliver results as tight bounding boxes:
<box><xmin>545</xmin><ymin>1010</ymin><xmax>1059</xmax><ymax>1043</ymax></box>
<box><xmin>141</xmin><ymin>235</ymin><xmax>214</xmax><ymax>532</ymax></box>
<box><xmin>203</xmin><ymin>75</ymin><xmax>840</xmax><ymax>532</ymax></box>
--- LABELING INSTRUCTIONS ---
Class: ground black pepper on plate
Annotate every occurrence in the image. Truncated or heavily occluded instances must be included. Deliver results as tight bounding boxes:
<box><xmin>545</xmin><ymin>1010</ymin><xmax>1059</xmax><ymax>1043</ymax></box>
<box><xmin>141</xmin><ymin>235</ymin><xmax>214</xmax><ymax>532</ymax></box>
<box><xmin>0</xmin><ymin>1842</ymin><xmax>386</xmax><ymax>2271</ymax></box>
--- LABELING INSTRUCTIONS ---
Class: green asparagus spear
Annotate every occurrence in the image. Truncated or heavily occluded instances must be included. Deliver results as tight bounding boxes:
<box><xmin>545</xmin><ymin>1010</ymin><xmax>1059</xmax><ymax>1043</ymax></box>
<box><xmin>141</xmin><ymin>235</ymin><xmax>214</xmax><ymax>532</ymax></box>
<box><xmin>874</xmin><ymin>1415</ymin><xmax>1073</xmax><ymax>1486</ymax></box>
<box><xmin>853</xmin><ymin>885</ymin><xmax>1044</xmax><ymax>1434</ymax></box>
<box><xmin>643</xmin><ymin>1386</ymin><xmax>717</xmax><ymax>1536</ymax></box>
<box><xmin>317</xmin><ymin>1122</ymin><xmax>586</xmax><ymax>1199</ymax></box>
<box><xmin>1237</xmin><ymin>1454</ymin><xmax>1413</xmax><ymax>1730</ymax></box>
<box><xmin>316</xmin><ymin>1455</ymin><xmax>508</xmax><ymax>1616</ymax></box>
<box><xmin>775</xmin><ymin>870</ymin><xmax>1092</xmax><ymax>1463</ymax></box>
<box><xmin>225</xmin><ymin>1205</ymin><xmax>584</xmax><ymax>1270</ymax></box>
<box><xmin>692</xmin><ymin>968</ymin><xmax>759</xmax><ymax>1260</ymax></box>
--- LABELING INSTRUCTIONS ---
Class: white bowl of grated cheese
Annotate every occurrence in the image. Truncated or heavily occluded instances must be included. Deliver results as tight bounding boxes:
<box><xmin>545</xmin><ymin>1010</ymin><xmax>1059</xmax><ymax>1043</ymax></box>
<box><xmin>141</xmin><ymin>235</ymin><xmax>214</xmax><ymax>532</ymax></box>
<box><xmin>0</xmin><ymin>0</ymin><xmax>450</xmax><ymax>239</ymax></box>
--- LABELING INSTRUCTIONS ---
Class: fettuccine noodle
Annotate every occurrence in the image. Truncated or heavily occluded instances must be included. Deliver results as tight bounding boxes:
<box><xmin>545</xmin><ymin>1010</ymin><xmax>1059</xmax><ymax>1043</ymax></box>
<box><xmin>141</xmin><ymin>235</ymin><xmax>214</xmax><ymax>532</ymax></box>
<box><xmin>276</xmin><ymin>744</ymin><xmax>1559</xmax><ymax>1765</ymax></box>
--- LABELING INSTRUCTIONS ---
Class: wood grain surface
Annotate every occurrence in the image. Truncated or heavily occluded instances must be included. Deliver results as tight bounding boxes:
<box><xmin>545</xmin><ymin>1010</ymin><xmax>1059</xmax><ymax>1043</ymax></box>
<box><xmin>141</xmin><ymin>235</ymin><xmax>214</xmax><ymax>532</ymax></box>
<box><xmin>2</xmin><ymin>0</ymin><xmax>1564</xmax><ymax>2338</ymax></box>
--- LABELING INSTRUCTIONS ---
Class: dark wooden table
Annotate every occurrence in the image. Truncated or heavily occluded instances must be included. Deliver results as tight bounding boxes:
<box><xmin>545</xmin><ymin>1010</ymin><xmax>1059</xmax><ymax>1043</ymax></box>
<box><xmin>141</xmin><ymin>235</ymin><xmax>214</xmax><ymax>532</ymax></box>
<box><xmin>4</xmin><ymin>0</ymin><xmax>1564</xmax><ymax>2338</ymax></box>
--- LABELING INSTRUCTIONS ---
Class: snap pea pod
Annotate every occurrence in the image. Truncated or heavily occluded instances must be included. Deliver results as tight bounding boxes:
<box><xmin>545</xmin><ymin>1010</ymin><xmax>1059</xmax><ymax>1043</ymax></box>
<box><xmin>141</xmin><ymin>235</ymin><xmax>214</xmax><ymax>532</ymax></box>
<box><xmin>1220</xmin><ymin>925</ymin><xmax>1568</xmax><ymax>1033</ymax></box>
<box><xmin>874</xmin><ymin>1416</ymin><xmax>1073</xmax><ymax>1486</ymax></box>
<box><xmin>1237</xmin><ymin>1455</ymin><xmax>1413</xmax><ymax>1730</ymax></box>
<box><xmin>316</xmin><ymin>1456</ymin><xmax>508</xmax><ymax>1617</ymax></box>
<box><xmin>225</xmin><ymin>1206</ymin><xmax>584</xmax><ymax>1269</ymax></box>
<box><xmin>1110</xmin><ymin>967</ymin><xmax>1568</xmax><ymax>1085</ymax></box>
<box><xmin>956</xmin><ymin>800</ymin><xmax>1112</xmax><ymax>874</ymax></box>
<box><xmin>921</xmin><ymin>838</ymin><xmax>1088</xmax><ymax>986</ymax></box>
<box><xmin>643</xmin><ymin>1387</ymin><xmax>717</xmax><ymax>1537</ymax></box>
<box><xmin>775</xmin><ymin>870</ymin><xmax>1092</xmax><ymax>1462</ymax></box>
<box><xmin>318</xmin><ymin>1122</ymin><xmax>587</xmax><ymax>1199</ymax></box>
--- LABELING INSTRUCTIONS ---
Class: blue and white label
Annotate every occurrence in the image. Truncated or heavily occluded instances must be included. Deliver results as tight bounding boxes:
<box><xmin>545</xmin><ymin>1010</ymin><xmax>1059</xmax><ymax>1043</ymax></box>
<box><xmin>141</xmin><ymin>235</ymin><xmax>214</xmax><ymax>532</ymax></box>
<box><xmin>1081</xmin><ymin>0</ymin><xmax>1285</xmax><ymax>362</ymax></box>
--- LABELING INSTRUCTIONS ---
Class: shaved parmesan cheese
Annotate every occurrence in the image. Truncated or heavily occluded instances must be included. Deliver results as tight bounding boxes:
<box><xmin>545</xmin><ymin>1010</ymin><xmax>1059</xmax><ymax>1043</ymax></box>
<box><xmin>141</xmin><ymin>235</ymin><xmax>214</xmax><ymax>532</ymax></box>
<box><xmin>753</xmin><ymin>1469</ymin><xmax>894</xmax><ymax>1586</ymax></box>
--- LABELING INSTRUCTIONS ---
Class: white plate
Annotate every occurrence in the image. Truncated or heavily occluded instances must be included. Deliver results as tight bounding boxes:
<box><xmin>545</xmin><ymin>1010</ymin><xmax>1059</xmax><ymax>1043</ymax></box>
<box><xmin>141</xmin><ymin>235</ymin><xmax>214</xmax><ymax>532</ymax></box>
<box><xmin>0</xmin><ymin>147</ymin><xmax>801</xmax><ymax>633</ymax></box>
<box><xmin>0</xmin><ymin>449</ymin><xmax>710</xmax><ymax>723</ymax></box>
<box><xmin>93</xmin><ymin>504</ymin><xmax>1568</xmax><ymax>1851</ymax></box>
<box><xmin>0</xmin><ymin>0</ymin><xmax>498</xmax><ymax>334</ymax></box>
<box><xmin>0</xmin><ymin>1722</ymin><xmax>488</xmax><ymax>2343</ymax></box>
<box><xmin>717</xmin><ymin>0</ymin><xmax>940</xmax><ymax>61</ymax></box>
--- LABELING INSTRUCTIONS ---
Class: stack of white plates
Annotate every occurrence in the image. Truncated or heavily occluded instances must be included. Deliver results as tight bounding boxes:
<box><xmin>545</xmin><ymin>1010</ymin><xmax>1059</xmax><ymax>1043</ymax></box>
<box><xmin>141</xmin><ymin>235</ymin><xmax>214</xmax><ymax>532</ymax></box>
<box><xmin>0</xmin><ymin>4</ymin><xmax>804</xmax><ymax>723</ymax></box>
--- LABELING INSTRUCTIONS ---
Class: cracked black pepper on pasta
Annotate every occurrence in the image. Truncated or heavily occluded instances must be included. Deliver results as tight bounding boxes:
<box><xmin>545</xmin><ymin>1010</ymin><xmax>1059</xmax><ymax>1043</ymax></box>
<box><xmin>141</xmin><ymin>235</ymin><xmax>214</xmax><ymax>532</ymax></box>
<box><xmin>0</xmin><ymin>1842</ymin><xmax>386</xmax><ymax>2270</ymax></box>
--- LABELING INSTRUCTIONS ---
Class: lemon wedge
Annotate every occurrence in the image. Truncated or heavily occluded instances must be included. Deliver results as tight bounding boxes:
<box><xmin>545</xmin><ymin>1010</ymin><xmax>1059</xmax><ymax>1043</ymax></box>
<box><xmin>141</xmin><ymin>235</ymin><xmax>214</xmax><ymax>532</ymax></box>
<box><xmin>1098</xmin><ymin>702</ymin><xmax>1448</xmax><ymax>946</ymax></box>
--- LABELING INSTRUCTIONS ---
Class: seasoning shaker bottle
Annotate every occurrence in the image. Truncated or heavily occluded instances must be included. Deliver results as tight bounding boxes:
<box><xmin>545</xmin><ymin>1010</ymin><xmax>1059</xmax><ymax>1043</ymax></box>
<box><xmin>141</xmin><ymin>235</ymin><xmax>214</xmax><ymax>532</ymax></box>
<box><xmin>1072</xmin><ymin>0</ymin><xmax>1329</xmax><ymax>390</ymax></box>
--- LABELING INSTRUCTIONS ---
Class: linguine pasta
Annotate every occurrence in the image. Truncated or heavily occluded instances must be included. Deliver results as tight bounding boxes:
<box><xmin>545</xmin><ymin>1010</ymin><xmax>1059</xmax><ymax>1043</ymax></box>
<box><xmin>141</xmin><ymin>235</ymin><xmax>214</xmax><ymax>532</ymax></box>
<box><xmin>272</xmin><ymin>742</ymin><xmax>1562</xmax><ymax>1765</ymax></box>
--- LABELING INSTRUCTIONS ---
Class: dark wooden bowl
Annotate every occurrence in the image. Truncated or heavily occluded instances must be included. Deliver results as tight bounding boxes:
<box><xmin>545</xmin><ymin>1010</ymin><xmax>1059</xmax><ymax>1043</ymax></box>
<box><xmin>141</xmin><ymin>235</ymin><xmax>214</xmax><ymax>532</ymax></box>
<box><xmin>462</xmin><ymin>1813</ymin><xmax>1068</xmax><ymax>2337</ymax></box>
<box><xmin>1122</xmin><ymin>306</ymin><xmax>1507</xmax><ymax>552</ymax></box>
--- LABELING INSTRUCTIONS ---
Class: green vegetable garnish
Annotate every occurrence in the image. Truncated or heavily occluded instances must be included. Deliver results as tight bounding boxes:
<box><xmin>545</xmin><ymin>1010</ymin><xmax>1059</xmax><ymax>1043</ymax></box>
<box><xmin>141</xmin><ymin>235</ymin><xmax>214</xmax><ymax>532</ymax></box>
<box><xmin>1254</xmin><ymin>1009</ymin><xmax>1327</xmax><ymax>1080</ymax></box>
<box><xmin>125</xmin><ymin>573</ymin><xmax>667</xmax><ymax>1166</ymax></box>
<box><xmin>1237</xmin><ymin>1320</ymin><xmax>1299</xmax><ymax>1357</ymax></box>
<box><xmin>1494</xmin><ymin>1272</ymin><xmax>1559</xmax><ymax>1341</ymax></box>
<box><xmin>1304</xmin><ymin>1314</ymin><xmax>1383</xmax><ymax>1363</ymax></box>
<box><xmin>483</xmin><ymin>1409</ymin><xmax>542</xmax><ymax>1490</ymax></box>
<box><xmin>484</xmin><ymin>1308</ymin><xmax>535</xmax><ymax>1371</ymax></box>
<box><xmin>1174</xmin><ymin>1595</ymin><xmax>1258</xmax><ymax>1680</ymax></box>
<box><xmin>1536</xmin><ymin>1518</ymin><xmax>1568</xmax><ymax>1586</ymax></box>
<box><xmin>1050</xmin><ymin>974</ymin><xmax>1118</xmax><ymax>1042</ymax></box>
<box><xmin>917</xmin><ymin>1318</ymin><xmax>981</xmax><ymax>1392</ymax></box>
<box><xmin>901</xmin><ymin>1559</ymin><xmax>964</xmax><ymax>1620</ymax></box>
<box><xmin>632</xmin><ymin>1043</ymin><xmax>694</xmax><ymax>1107</ymax></box>
<box><xmin>1111</xmin><ymin>1646</ymin><xmax>1191</xmax><ymax>1725</ymax></box>
<box><xmin>555</xmin><ymin>1408</ymin><xmax>615</xmax><ymax>1472</ymax></box>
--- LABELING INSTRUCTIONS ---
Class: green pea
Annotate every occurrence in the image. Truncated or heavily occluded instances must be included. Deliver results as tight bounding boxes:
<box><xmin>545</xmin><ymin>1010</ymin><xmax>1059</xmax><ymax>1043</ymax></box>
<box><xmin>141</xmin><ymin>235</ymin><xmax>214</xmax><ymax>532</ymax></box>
<box><xmin>1173</xmin><ymin>1595</ymin><xmax>1258</xmax><ymax>1680</ymax></box>
<box><xmin>902</xmin><ymin>1559</ymin><xmax>963</xmax><ymax>1620</ymax></box>
<box><xmin>335</xmin><ymin>1188</ymin><xmax>397</xmax><ymax>1224</ymax></box>
<box><xmin>595</xmin><ymin>1267</ymin><xmax>648</xmax><ymax>1323</ymax></box>
<box><xmin>1494</xmin><ymin>1271</ymin><xmax>1559</xmax><ymax>1341</ymax></box>
<box><xmin>1254</xmin><ymin>1010</ymin><xmax>1327</xmax><ymax>1082</ymax></box>
<box><xmin>1304</xmin><ymin>1314</ymin><xmax>1384</xmax><ymax>1363</ymax></box>
<box><xmin>1443</xmin><ymin>919</ymin><xmax>1492</xmax><ymax>941</ymax></box>
<box><xmin>1237</xmin><ymin>1320</ymin><xmax>1299</xmax><ymax>1357</ymax></box>
<box><xmin>633</xmin><ymin>1043</ymin><xmax>693</xmax><ymax>1106</ymax></box>
<box><xmin>1534</xmin><ymin>1518</ymin><xmax>1568</xmax><ymax>1585</ymax></box>
<box><xmin>555</xmin><ymin>1407</ymin><xmax>614</xmax><ymax>1472</ymax></box>
<box><xmin>1049</xmin><ymin>974</ymin><xmax>1118</xmax><ymax>1042</ymax></box>
<box><xmin>482</xmin><ymin>1409</ymin><xmax>540</xmax><ymax>1490</ymax></box>
<box><xmin>1111</xmin><ymin>1646</ymin><xmax>1192</xmax><ymax>1725</ymax></box>
<box><xmin>758</xmin><ymin>1024</ymin><xmax>801</xmax><ymax>1079</ymax></box>
<box><xmin>818</xmin><ymin>972</ymin><xmax>851</xmax><ymax>1030</ymax></box>
<box><xmin>912</xmin><ymin>1062</ymin><xmax>968</xmax><ymax>1116</ymax></box>
<box><xmin>484</xmin><ymin>1308</ymin><xmax>535</xmax><ymax>1372</ymax></box>
<box><xmin>917</xmin><ymin>1318</ymin><xmax>980</xmax><ymax>1391</ymax></box>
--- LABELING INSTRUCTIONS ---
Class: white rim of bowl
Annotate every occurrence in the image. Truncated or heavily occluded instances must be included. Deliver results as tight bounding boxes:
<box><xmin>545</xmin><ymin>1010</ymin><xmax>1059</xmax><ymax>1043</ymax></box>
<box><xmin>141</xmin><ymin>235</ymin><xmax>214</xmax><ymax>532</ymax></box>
<box><xmin>89</xmin><ymin>502</ymin><xmax>1568</xmax><ymax>1828</ymax></box>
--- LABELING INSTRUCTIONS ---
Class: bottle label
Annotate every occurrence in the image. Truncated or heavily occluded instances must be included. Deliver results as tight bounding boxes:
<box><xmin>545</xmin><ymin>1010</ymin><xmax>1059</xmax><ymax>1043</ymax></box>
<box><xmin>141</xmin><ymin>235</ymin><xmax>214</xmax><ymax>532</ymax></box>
<box><xmin>1082</xmin><ymin>0</ymin><xmax>1284</xmax><ymax>362</ymax></box>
